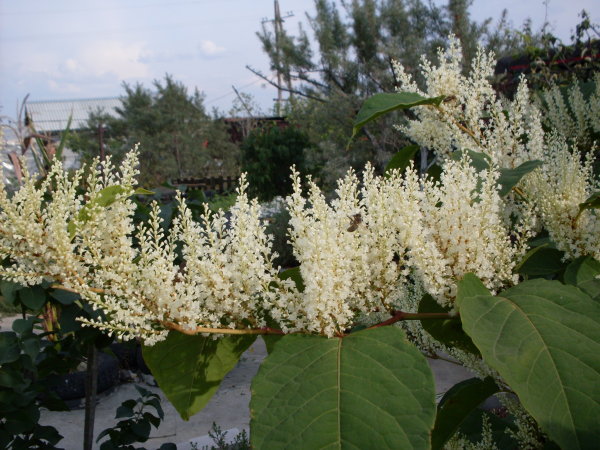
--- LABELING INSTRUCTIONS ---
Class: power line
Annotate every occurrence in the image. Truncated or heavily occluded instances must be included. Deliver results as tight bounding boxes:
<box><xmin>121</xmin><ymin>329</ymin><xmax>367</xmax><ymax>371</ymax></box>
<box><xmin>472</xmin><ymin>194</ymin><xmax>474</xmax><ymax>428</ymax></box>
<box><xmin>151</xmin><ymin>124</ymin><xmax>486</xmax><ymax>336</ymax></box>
<box><xmin>205</xmin><ymin>76</ymin><xmax>268</xmax><ymax>105</ymax></box>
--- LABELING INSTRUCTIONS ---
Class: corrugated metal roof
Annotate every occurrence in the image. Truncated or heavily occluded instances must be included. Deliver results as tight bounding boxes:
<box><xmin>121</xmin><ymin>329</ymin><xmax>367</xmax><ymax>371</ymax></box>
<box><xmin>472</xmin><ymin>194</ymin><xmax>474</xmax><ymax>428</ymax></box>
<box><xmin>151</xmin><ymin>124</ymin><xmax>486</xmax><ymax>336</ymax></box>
<box><xmin>25</xmin><ymin>97</ymin><xmax>122</xmax><ymax>132</ymax></box>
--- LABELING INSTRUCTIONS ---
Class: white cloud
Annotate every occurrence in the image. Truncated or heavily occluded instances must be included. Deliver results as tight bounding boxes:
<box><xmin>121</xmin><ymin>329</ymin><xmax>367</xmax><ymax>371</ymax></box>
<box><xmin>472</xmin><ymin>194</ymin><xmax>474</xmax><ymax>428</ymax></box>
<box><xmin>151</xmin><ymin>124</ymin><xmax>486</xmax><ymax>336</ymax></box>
<box><xmin>34</xmin><ymin>41</ymin><xmax>150</xmax><ymax>98</ymax></box>
<box><xmin>199</xmin><ymin>40</ymin><xmax>225</xmax><ymax>57</ymax></box>
<box><xmin>77</xmin><ymin>40</ymin><xmax>149</xmax><ymax>79</ymax></box>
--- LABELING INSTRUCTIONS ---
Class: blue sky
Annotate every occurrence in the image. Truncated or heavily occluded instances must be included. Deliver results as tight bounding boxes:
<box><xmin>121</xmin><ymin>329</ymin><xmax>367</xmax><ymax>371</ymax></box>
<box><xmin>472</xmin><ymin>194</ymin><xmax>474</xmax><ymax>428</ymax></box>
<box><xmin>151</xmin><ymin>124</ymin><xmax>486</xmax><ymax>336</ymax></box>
<box><xmin>0</xmin><ymin>0</ymin><xmax>597</xmax><ymax>119</ymax></box>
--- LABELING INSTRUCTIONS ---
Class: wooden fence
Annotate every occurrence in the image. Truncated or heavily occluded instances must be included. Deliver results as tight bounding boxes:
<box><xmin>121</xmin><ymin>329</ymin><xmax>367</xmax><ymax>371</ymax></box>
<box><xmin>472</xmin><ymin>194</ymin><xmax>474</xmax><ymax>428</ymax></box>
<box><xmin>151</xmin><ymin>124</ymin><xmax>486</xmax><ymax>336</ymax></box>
<box><xmin>172</xmin><ymin>176</ymin><xmax>237</xmax><ymax>194</ymax></box>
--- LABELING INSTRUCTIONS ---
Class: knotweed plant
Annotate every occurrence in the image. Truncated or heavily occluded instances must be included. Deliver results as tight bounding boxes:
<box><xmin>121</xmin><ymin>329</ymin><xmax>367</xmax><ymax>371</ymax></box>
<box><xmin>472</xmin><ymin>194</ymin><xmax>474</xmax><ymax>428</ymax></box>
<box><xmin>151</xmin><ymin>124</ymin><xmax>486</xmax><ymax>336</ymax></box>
<box><xmin>539</xmin><ymin>72</ymin><xmax>600</xmax><ymax>150</ymax></box>
<box><xmin>523</xmin><ymin>135</ymin><xmax>600</xmax><ymax>261</ymax></box>
<box><xmin>393</xmin><ymin>35</ymin><xmax>545</xmax><ymax>169</ymax></box>
<box><xmin>1</xmin><ymin>38</ymin><xmax>599</xmax><ymax>450</ymax></box>
<box><xmin>402</xmin><ymin>156</ymin><xmax>530</xmax><ymax>306</ymax></box>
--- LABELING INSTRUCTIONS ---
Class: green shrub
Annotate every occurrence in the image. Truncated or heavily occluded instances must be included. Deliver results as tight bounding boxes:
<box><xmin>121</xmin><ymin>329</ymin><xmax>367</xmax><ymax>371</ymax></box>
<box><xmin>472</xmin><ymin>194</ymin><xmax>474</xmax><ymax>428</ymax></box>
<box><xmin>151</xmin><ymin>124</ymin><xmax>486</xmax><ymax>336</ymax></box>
<box><xmin>240</xmin><ymin>125</ymin><xmax>314</xmax><ymax>202</ymax></box>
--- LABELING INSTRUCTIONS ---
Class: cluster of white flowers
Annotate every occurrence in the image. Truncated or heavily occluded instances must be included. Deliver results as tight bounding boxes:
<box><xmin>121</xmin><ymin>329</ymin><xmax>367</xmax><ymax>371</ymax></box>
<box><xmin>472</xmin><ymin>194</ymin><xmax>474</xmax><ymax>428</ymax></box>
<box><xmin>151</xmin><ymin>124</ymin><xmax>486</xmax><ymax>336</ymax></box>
<box><xmin>275</xmin><ymin>166</ymin><xmax>410</xmax><ymax>336</ymax></box>
<box><xmin>402</xmin><ymin>156</ymin><xmax>530</xmax><ymax>305</ymax></box>
<box><xmin>539</xmin><ymin>72</ymin><xmax>600</xmax><ymax>149</ymax></box>
<box><xmin>393</xmin><ymin>35</ymin><xmax>545</xmax><ymax>169</ymax></box>
<box><xmin>0</xmin><ymin>146</ymin><xmax>530</xmax><ymax>341</ymax></box>
<box><xmin>74</xmin><ymin>171</ymin><xmax>288</xmax><ymax>344</ymax></box>
<box><xmin>0</xmin><ymin>150</ymin><xmax>286</xmax><ymax>344</ymax></box>
<box><xmin>523</xmin><ymin>136</ymin><xmax>600</xmax><ymax>261</ymax></box>
<box><xmin>2</xmin><ymin>37</ymin><xmax>598</xmax><ymax>346</ymax></box>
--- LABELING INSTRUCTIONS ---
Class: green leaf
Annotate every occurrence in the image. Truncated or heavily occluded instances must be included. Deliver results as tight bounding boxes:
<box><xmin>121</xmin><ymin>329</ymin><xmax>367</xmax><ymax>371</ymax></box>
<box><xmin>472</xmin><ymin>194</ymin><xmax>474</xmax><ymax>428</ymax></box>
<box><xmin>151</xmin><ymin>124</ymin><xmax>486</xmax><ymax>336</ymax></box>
<box><xmin>564</xmin><ymin>256</ymin><xmax>600</xmax><ymax>300</ymax></box>
<box><xmin>278</xmin><ymin>267</ymin><xmax>304</xmax><ymax>292</ymax></box>
<box><xmin>262</xmin><ymin>335</ymin><xmax>283</xmax><ymax>354</ymax></box>
<box><xmin>134</xmin><ymin>188</ymin><xmax>155</xmax><ymax>195</ymax></box>
<box><xmin>68</xmin><ymin>185</ymin><xmax>134</xmax><ymax>239</ymax></box>
<box><xmin>55</xmin><ymin>114</ymin><xmax>72</xmax><ymax>162</ymax></box>
<box><xmin>115</xmin><ymin>404</ymin><xmax>135</xmax><ymax>419</ymax></box>
<box><xmin>21</xmin><ymin>337</ymin><xmax>40</xmax><ymax>361</ymax></box>
<box><xmin>0</xmin><ymin>332</ymin><xmax>20</xmax><ymax>364</ymax></box>
<box><xmin>427</xmin><ymin>163</ymin><xmax>443</xmax><ymax>183</ymax></box>
<box><xmin>159</xmin><ymin>444</ymin><xmax>178</xmax><ymax>450</ymax></box>
<box><xmin>12</xmin><ymin>318</ymin><xmax>35</xmax><ymax>335</ymax></box>
<box><xmin>34</xmin><ymin>425</ymin><xmax>63</xmax><ymax>446</ymax></box>
<box><xmin>418</xmin><ymin>294</ymin><xmax>479</xmax><ymax>355</ymax></box>
<box><xmin>456</xmin><ymin>273</ymin><xmax>491</xmax><ymax>304</ymax></box>
<box><xmin>49</xmin><ymin>289</ymin><xmax>80</xmax><ymax>305</ymax></box>
<box><xmin>131</xmin><ymin>420</ymin><xmax>151</xmax><ymax>440</ymax></box>
<box><xmin>351</xmin><ymin>92</ymin><xmax>445</xmax><ymax>140</ymax></box>
<box><xmin>250</xmin><ymin>327</ymin><xmax>436</xmax><ymax>449</ymax></box>
<box><xmin>431</xmin><ymin>377</ymin><xmax>500</xmax><ymax>450</ymax></box>
<box><xmin>450</xmin><ymin>152</ymin><xmax>542</xmax><ymax>196</ymax></box>
<box><xmin>458</xmin><ymin>279</ymin><xmax>600</xmax><ymax>449</ymax></box>
<box><xmin>450</xmin><ymin>149</ymin><xmax>491</xmax><ymax>172</ymax></box>
<box><xmin>142</xmin><ymin>331</ymin><xmax>256</xmax><ymax>420</ymax></box>
<box><xmin>0</xmin><ymin>280</ymin><xmax>23</xmax><ymax>305</ymax></box>
<box><xmin>578</xmin><ymin>192</ymin><xmax>600</xmax><ymax>213</ymax></box>
<box><xmin>18</xmin><ymin>286</ymin><xmax>46</xmax><ymax>310</ymax></box>
<box><xmin>384</xmin><ymin>144</ymin><xmax>419</xmax><ymax>176</ymax></box>
<box><xmin>516</xmin><ymin>247</ymin><xmax>566</xmax><ymax>277</ymax></box>
<box><xmin>497</xmin><ymin>160</ymin><xmax>543</xmax><ymax>196</ymax></box>
<box><xmin>457</xmin><ymin>408</ymin><xmax>518</xmax><ymax>448</ymax></box>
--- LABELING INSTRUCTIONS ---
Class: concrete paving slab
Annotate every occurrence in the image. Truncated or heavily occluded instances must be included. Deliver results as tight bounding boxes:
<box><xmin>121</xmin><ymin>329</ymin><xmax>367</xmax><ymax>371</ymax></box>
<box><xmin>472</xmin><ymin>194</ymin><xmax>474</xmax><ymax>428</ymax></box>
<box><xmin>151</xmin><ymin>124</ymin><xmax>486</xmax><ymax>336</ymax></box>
<box><xmin>40</xmin><ymin>339</ymin><xmax>266</xmax><ymax>450</ymax></box>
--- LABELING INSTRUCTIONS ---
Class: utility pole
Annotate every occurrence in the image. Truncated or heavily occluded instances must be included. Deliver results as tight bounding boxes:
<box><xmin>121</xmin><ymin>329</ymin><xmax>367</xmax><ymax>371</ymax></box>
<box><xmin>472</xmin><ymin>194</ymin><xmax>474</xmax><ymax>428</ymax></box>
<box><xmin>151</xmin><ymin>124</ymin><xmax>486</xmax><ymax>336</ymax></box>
<box><xmin>98</xmin><ymin>122</ymin><xmax>105</xmax><ymax>162</ymax></box>
<box><xmin>262</xmin><ymin>0</ymin><xmax>293</xmax><ymax>115</ymax></box>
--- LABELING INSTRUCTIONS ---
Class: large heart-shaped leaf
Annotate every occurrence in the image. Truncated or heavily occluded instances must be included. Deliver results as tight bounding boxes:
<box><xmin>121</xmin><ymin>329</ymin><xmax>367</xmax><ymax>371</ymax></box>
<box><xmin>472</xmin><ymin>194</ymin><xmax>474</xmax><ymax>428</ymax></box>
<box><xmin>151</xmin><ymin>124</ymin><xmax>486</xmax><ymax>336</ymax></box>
<box><xmin>18</xmin><ymin>286</ymin><xmax>46</xmax><ymax>310</ymax></box>
<box><xmin>515</xmin><ymin>246</ymin><xmax>566</xmax><ymax>277</ymax></box>
<box><xmin>0</xmin><ymin>280</ymin><xmax>23</xmax><ymax>305</ymax></box>
<box><xmin>0</xmin><ymin>332</ymin><xmax>20</xmax><ymax>364</ymax></box>
<box><xmin>142</xmin><ymin>331</ymin><xmax>256</xmax><ymax>420</ymax></box>
<box><xmin>458</xmin><ymin>278</ymin><xmax>600</xmax><ymax>449</ymax></box>
<box><xmin>418</xmin><ymin>294</ymin><xmax>479</xmax><ymax>355</ymax></box>
<box><xmin>431</xmin><ymin>377</ymin><xmax>500</xmax><ymax>449</ymax></box>
<box><xmin>564</xmin><ymin>256</ymin><xmax>600</xmax><ymax>300</ymax></box>
<box><xmin>352</xmin><ymin>92</ymin><xmax>445</xmax><ymax>139</ymax></box>
<box><xmin>250</xmin><ymin>327</ymin><xmax>436</xmax><ymax>449</ymax></box>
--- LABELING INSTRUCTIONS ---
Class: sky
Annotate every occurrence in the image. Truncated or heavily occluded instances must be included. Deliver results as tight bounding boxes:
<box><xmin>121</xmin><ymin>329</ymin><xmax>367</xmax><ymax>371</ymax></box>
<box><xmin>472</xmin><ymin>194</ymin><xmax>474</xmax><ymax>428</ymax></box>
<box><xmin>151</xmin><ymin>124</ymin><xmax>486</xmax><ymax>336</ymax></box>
<box><xmin>0</xmin><ymin>0</ymin><xmax>598</xmax><ymax>120</ymax></box>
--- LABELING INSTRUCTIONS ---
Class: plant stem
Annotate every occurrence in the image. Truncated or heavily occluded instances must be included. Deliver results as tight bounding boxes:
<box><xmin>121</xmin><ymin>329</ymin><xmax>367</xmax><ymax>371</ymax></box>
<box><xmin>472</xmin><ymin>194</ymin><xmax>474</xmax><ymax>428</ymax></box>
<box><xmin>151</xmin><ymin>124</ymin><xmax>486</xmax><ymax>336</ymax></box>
<box><xmin>162</xmin><ymin>321</ymin><xmax>285</xmax><ymax>336</ymax></box>
<box><xmin>368</xmin><ymin>310</ymin><xmax>455</xmax><ymax>330</ymax></box>
<box><xmin>83</xmin><ymin>344</ymin><xmax>98</xmax><ymax>450</ymax></box>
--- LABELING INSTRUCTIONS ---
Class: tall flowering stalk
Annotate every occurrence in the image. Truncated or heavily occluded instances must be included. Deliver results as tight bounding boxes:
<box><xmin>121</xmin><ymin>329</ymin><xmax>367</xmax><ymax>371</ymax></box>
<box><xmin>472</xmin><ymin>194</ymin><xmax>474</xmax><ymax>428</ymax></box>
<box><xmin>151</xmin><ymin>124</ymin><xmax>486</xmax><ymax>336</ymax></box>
<box><xmin>393</xmin><ymin>35</ymin><xmax>545</xmax><ymax>169</ymax></box>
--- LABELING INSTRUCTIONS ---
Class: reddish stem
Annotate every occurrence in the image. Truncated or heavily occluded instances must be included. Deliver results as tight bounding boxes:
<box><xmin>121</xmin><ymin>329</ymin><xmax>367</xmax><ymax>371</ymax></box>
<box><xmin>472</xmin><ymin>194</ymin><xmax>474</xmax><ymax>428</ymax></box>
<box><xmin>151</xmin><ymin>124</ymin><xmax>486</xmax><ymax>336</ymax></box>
<box><xmin>367</xmin><ymin>310</ymin><xmax>455</xmax><ymax>330</ymax></box>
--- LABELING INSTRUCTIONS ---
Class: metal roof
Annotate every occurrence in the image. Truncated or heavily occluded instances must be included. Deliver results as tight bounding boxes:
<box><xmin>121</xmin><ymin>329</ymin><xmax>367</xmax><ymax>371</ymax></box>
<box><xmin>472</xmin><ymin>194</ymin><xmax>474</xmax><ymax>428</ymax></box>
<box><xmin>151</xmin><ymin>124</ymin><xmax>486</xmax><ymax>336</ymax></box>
<box><xmin>25</xmin><ymin>97</ymin><xmax>122</xmax><ymax>133</ymax></box>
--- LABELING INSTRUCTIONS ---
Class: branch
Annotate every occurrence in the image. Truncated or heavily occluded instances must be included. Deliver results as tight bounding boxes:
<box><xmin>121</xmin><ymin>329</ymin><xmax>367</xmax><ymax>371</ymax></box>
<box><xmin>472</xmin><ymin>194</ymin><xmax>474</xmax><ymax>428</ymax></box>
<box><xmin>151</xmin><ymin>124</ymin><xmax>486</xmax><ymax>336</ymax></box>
<box><xmin>162</xmin><ymin>320</ymin><xmax>285</xmax><ymax>336</ymax></box>
<box><xmin>245</xmin><ymin>65</ymin><xmax>327</xmax><ymax>103</ymax></box>
<box><xmin>51</xmin><ymin>283</ymin><xmax>105</xmax><ymax>294</ymax></box>
<box><xmin>290</xmin><ymin>71</ymin><xmax>329</xmax><ymax>90</ymax></box>
<box><xmin>432</xmin><ymin>104</ymin><xmax>481</xmax><ymax>146</ymax></box>
<box><xmin>368</xmin><ymin>310</ymin><xmax>456</xmax><ymax>329</ymax></box>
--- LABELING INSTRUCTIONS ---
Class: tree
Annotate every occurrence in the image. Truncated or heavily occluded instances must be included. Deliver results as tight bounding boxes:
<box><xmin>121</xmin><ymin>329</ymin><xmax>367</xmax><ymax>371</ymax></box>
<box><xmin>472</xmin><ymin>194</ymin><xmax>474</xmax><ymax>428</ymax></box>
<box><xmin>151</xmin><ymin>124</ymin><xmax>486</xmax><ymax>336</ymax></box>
<box><xmin>69</xmin><ymin>75</ymin><xmax>239</xmax><ymax>186</ymax></box>
<box><xmin>252</xmin><ymin>0</ymin><xmax>523</xmax><ymax>180</ymax></box>
<box><xmin>240</xmin><ymin>124</ymin><xmax>314</xmax><ymax>201</ymax></box>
